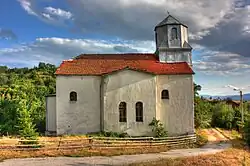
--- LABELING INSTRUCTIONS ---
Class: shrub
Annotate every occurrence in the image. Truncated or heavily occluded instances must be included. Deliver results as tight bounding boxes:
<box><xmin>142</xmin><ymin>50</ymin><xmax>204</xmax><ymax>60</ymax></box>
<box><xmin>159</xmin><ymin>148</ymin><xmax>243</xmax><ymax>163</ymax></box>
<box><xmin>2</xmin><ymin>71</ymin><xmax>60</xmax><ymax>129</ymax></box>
<box><xmin>17</xmin><ymin>100</ymin><xmax>38</xmax><ymax>140</ymax></box>
<box><xmin>243</xmin><ymin>118</ymin><xmax>250</xmax><ymax>146</ymax></box>
<box><xmin>194</xmin><ymin>97</ymin><xmax>213</xmax><ymax>128</ymax></box>
<box><xmin>211</xmin><ymin>102</ymin><xmax>234</xmax><ymax>129</ymax></box>
<box><xmin>149</xmin><ymin>117</ymin><xmax>168</xmax><ymax>137</ymax></box>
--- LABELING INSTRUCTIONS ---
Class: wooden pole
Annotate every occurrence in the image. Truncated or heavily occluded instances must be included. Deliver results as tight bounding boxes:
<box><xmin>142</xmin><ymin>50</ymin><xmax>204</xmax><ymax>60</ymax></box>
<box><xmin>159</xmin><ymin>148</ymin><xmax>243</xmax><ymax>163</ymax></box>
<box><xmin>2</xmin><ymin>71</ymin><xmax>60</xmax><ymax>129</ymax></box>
<box><xmin>240</xmin><ymin>90</ymin><xmax>244</xmax><ymax>123</ymax></box>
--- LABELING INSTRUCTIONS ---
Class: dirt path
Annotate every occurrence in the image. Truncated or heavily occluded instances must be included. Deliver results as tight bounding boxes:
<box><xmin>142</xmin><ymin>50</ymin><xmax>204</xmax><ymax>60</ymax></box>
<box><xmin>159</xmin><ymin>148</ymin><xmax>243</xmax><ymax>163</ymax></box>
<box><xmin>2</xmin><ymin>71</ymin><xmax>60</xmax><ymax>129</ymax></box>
<box><xmin>203</xmin><ymin>128</ymin><xmax>228</xmax><ymax>142</ymax></box>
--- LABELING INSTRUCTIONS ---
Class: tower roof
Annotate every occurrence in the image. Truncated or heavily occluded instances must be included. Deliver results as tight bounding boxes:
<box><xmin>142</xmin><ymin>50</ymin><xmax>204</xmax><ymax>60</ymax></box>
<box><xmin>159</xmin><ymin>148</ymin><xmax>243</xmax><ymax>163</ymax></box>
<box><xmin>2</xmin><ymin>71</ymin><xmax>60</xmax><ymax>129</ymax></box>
<box><xmin>183</xmin><ymin>41</ymin><xmax>192</xmax><ymax>49</ymax></box>
<box><xmin>155</xmin><ymin>14</ymin><xmax>187</xmax><ymax>30</ymax></box>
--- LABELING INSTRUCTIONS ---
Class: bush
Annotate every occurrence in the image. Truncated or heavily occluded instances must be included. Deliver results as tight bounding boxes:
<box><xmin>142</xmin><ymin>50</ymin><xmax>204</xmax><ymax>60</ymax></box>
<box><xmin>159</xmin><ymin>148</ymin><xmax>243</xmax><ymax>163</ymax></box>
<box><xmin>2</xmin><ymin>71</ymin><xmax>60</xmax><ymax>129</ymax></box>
<box><xmin>194</xmin><ymin>97</ymin><xmax>213</xmax><ymax>128</ymax></box>
<box><xmin>243</xmin><ymin>118</ymin><xmax>250</xmax><ymax>146</ymax></box>
<box><xmin>149</xmin><ymin>117</ymin><xmax>168</xmax><ymax>137</ymax></box>
<box><xmin>17</xmin><ymin>100</ymin><xmax>38</xmax><ymax>140</ymax></box>
<box><xmin>211</xmin><ymin>102</ymin><xmax>234</xmax><ymax>129</ymax></box>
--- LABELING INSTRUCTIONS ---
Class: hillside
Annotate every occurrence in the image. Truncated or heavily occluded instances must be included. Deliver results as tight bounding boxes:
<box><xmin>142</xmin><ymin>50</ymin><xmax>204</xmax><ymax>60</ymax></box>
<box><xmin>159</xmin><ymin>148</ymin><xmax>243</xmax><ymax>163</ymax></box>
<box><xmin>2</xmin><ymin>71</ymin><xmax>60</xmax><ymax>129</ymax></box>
<box><xmin>202</xmin><ymin>93</ymin><xmax>250</xmax><ymax>101</ymax></box>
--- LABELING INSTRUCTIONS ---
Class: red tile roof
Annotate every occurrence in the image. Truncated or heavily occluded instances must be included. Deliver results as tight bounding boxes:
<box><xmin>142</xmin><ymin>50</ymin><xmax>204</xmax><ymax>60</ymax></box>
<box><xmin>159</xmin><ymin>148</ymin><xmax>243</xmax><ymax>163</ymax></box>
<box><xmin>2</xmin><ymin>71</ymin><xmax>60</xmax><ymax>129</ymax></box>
<box><xmin>55</xmin><ymin>53</ymin><xmax>194</xmax><ymax>75</ymax></box>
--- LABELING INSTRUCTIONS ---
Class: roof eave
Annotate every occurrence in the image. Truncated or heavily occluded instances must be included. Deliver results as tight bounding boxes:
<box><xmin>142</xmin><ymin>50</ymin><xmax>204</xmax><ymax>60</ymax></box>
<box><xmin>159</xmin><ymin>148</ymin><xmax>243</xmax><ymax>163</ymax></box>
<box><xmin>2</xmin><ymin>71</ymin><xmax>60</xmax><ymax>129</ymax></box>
<box><xmin>154</xmin><ymin>23</ymin><xmax>188</xmax><ymax>31</ymax></box>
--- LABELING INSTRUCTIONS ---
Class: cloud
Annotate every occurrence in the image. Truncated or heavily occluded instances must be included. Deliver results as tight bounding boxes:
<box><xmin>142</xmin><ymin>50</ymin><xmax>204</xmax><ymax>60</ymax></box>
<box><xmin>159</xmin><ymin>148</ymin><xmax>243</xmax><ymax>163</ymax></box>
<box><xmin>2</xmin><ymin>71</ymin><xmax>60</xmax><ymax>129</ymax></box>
<box><xmin>15</xmin><ymin>0</ymin><xmax>250</xmax><ymax>77</ymax></box>
<box><xmin>18</xmin><ymin>0</ymin><xmax>37</xmax><ymax>16</ymax></box>
<box><xmin>18</xmin><ymin>0</ymin><xmax>73</xmax><ymax>24</ymax></box>
<box><xmin>0</xmin><ymin>37</ymin><xmax>154</xmax><ymax>67</ymax></box>
<box><xmin>197</xmin><ymin>4</ymin><xmax>250</xmax><ymax>57</ymax></box>
<box><xmin>66</xmin><ymin>0</ymin><xmax>234</xmax><ymax>41</ymax></box>
<box><xmin>18</xmin><ymin>0</ymin><xmax>250</xmax><ymax>57</ymax></box>
<box><xmin>0</xmin><ymin>28</ymin><xmax>17</xmax><ymax>40</ymax></box>
<box><xmin>44</xmin><ymin>7</ymin><xmax>73</xmax><ymax>20</ymax></box>
<box><xmin>193</xmin><ymin>47</ymin><xmax>250</xmax><ymax>76</ymax></box>
<box><xmin>19</xmin><ymin>0</ymin><xmax>234</xmax><ymax>40</ymax></box>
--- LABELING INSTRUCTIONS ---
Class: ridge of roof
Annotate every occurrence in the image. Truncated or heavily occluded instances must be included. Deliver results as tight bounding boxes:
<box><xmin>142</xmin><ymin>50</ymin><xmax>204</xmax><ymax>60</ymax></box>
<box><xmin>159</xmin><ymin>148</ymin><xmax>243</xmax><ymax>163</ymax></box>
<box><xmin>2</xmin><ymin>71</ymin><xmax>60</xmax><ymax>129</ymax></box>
<box><xmin>74</xmin><ymin>53</ymin><xmax>156</xmax><ymax>60</ymax></box>
<box><xmin>155</xmin><ymin>14</ymin><xmax>188</xmax><ymax>30</ymax></box>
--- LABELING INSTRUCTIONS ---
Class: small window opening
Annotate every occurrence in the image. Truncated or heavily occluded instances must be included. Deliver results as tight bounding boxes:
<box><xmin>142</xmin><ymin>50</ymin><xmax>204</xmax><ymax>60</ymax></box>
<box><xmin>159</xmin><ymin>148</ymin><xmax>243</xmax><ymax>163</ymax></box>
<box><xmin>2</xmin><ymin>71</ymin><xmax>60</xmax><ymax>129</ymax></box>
<box><xmin>119</xmin><ymin>102</ymin><xmax>127</xmax><ymax>122</ymax></box>
<box><xmin>70</xmin><ymin>91</ymin><xmax>77</xmax><ymax>101</ymax></box>
<box><xmin>161</xmin><ymin>90</ymin><xmax>169</xmax><ymax>99</ymax></box>
<box><xmin>136</xmin><ymin>102</ymin><xmax>143</xmax><ymax>122</ymax></box>
<box><xmin>171</xmin><ymin>27</ymin><xmax>178</xmax><ymax>40</ymax></box>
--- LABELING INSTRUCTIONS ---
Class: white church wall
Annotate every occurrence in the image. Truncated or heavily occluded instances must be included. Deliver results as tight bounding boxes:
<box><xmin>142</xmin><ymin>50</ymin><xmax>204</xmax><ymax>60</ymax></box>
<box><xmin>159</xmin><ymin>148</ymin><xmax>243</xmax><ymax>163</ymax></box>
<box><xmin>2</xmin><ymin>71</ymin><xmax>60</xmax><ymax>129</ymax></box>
<box><xmin>181</xmin><ymin>25</ymin><xmax>188</xmax><ymax>46</ymax></box>
<box><xmin>56</xmin><ymin>75</ymin><xmax>101</xmax><ymax>135</ymax></box>
<box><xmin>46</xmin><ymin>95</ymin><xmax>56</xmax><ymax>132</ymax></box>
<box><xmin>103</xmin><ymin>69</ymin><xmax>157</xmax><ymax>136</ymax></box>
<box><xmin>156</xmin><ymin>74</ymin><xmax>194</xmax><ymax>136</ymax></box>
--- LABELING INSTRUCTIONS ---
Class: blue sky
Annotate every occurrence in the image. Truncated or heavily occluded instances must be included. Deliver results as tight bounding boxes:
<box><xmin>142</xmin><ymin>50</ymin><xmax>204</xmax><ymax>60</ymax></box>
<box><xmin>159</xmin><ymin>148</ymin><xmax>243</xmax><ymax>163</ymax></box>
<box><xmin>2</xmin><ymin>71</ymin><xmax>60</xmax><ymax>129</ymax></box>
<box><xmin>1</xmin><ymin>0</ymin><xmax>250</xmax><ymax>96</ymax></box>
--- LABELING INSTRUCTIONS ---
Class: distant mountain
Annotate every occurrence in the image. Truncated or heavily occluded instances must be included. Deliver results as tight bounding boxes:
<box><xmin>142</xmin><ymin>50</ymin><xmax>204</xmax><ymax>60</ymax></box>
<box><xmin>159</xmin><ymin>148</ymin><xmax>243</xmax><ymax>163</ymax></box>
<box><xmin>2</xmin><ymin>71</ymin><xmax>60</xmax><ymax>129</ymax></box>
<box><xmin>201</xmin><ymin>93</ymin><xmax>250</xmax><ymax>101</ymax></box>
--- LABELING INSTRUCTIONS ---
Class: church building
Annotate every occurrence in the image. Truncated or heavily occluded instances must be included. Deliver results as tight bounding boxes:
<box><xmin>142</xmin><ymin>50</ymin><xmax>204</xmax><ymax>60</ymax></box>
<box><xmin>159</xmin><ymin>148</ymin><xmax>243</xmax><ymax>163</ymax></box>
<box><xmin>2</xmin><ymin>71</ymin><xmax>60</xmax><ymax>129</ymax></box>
<box><xmin>46</xmin><ymin>14</ymin><xmax>195</xmax><ymax>136</ymax></box>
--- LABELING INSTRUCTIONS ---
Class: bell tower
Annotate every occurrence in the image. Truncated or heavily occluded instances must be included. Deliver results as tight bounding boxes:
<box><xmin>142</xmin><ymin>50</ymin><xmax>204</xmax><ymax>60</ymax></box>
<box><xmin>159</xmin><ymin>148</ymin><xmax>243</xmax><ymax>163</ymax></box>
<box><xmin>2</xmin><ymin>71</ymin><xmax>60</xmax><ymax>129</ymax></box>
<box><xmin>154</xmin><ymin>14</ymin><xmax>192</xmax><ymax>65</ymax></box>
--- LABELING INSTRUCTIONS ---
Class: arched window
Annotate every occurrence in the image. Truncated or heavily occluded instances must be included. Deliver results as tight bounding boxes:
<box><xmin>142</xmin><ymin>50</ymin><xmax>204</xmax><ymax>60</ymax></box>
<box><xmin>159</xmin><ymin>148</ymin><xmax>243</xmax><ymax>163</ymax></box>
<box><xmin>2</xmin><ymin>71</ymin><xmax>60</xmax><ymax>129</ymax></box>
<box><xmin>119</xmin><ymin>102</ymin><xmax>127</xmax><ymax>122</ymax></box>
<box><xmin>69</xmin><ymin>91</ymin><xmax>77</xmax><ymax>101</ymax></box>
<box><xmin>136</xmin><ymin>102</ymin><xmax>143</xmax><ymax>122</ymax></box>
<box><xmin>161</xmin><ymin>90</ymin><xmax>169</xmax><ymax>99</ymax></box>
<box><xmin>171</xmin><ymin>27</ymin><xmax>178</xmax><ymax>40</ymax></box>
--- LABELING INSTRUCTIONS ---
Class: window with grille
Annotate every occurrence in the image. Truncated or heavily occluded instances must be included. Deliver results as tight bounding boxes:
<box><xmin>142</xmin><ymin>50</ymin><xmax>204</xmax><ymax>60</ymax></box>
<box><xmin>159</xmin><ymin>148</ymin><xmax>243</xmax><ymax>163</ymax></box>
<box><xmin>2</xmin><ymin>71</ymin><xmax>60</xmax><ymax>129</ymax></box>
<box><xmin>136</xmin><ymin>102</ymin><xmax>143</xmax><ymax>122</ymax></box>
<box><xmin>119</xmin><ymin>102</ymin><xmax>127</xmax><ymax>122</ymax></box>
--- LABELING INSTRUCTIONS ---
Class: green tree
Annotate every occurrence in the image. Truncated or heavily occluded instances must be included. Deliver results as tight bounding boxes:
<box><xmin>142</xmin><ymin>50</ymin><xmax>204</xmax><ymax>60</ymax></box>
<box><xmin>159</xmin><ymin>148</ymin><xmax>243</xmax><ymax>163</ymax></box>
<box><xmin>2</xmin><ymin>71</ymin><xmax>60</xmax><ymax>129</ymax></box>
<box><xmin>194</xmin><ymin>83</ymin><xmax>201</xmax><ymax>96</ymax></box>
<box><xmin>211</xmin><ymin>102</ymin><xmax>234</xmax><ymax>129</ymax></box>
<box><xmin>0</xmin><ymin>62</ymin><xmax>56</xmax><ymax>136</ymax></box>
<box><xmin>17</xmin><ymin>100</ymin><xmax>38</xmax><ymax>139</ymax></box>
<box><xmin>194</xmin><ymin>97</ymin><xmax>213</xmax><ymax>128</ymax></box>
<box><xmin>0</xmin><ymin>98</ymin><xmax>19</xmax><ymax>135</ymax></box>
<box><xmin>243</xmin><ymin>114</ymin><xmax>250</xmax><ymax>145</ymax></box>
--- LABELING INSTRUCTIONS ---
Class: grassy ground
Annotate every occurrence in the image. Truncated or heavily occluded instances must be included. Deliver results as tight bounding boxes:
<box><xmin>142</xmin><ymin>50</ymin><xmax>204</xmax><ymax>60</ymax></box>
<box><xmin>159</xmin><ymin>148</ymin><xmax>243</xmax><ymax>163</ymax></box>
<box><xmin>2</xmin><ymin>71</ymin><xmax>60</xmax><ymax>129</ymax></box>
<box><xmin>0</xmin><ymin>137</ymin><xmax>199</xmax><ymax>161</ymax></box>
<box><xmin>0</xmin><ymin>145</ymin><xmax>191</xmax><ymax>161</ymax></box>
<box><xmin>129</xmin><ymin>129</ymin><xmax>248</xmax><ymax>166</ymax></box>
<box><xmin>0</xmin><ymin>129</ymin><xmax>224</xmax><ymax>162</ymax></box>
<box><xmin>0</xmin><ymin>135</ymin><xmax>88</xmax><ymax>145</ymax></box>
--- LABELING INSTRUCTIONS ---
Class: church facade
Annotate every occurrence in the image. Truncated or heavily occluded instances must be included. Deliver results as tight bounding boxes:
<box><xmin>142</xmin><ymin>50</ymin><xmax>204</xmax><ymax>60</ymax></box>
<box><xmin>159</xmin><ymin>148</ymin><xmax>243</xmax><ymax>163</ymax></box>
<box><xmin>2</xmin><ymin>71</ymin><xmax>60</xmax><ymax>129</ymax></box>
<box><xmin>46</xmin><ymin>15</ymin><xmax>195</xmax><ymax>136</ymax></box>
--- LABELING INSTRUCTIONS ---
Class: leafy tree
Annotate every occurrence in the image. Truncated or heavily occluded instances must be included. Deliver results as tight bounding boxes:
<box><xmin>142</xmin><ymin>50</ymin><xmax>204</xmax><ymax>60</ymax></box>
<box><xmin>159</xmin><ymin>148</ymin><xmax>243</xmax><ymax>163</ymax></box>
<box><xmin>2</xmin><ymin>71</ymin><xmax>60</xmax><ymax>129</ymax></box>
<box><xmin>0</xmin><ymin>66</ymin><xmax>8</xmax><ymax>73</ymax></box>
<box><xmin>0</xmin><ymin>98</ymin><xmax>19</xmax><ymax>135</ymax></box>
<box><xmin>17</xmin><ymin>100</ymin><xmax>38</xmax><ymax>139</ymax></box>
<box><xmin>0</xmin><ymin>62</ymin><xmax>56</xmax><ymax>137</ymax></box>
<box><xmin>211</xmin><ymin>102</ymin><xmax>234</xmax><ymax>129</ymax></box>
<box><xmin>194</xmin><ymin>83</ymin><xmax>201</xmax><ymax>96</ymax></box>
<box><xmin>194</xmin><ymin>97</ymin><xmax>213</xmax><ymax>128</ymax></box>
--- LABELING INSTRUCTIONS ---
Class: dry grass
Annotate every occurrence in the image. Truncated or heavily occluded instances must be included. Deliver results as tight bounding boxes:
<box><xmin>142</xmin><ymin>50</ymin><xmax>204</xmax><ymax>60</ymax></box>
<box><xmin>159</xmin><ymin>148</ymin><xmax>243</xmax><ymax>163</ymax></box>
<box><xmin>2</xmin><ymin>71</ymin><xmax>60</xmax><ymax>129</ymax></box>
<box><xmin>0</xmin><ymin>146</ymin><xmax>174</xmax><ymax>161</ymax></box>
<box><xmin>0</xmin><ymin>134</ymin><xmax>198</xmax><ymax>161</ymax></box>
<box><xmin>0</xmin><ymin>135</ymin><xmax>88</xmax><ymax>141</ymax></box>
<box><xmin>0</xmin><ymin>142</ymin><xmax>199</xmax><ymax>161</ymax></box>
<box><xmin>0</xmin><ymin>129</ymin><xmax>229</xmax><ymax>164</ymax></box>
<box><xmin>195</xmin><ymin>128</ymin><xmax>209</xmax><ymax>146</ymax></box>
<box><xmin>129</xmin><ymin>130</ymin><xmax>248</xmax><ymax>166</ymax></box>
<box><xmin>129</xmin><ymin>147</ymin><xmax>250</xmax><ymax>166</ymax></box>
